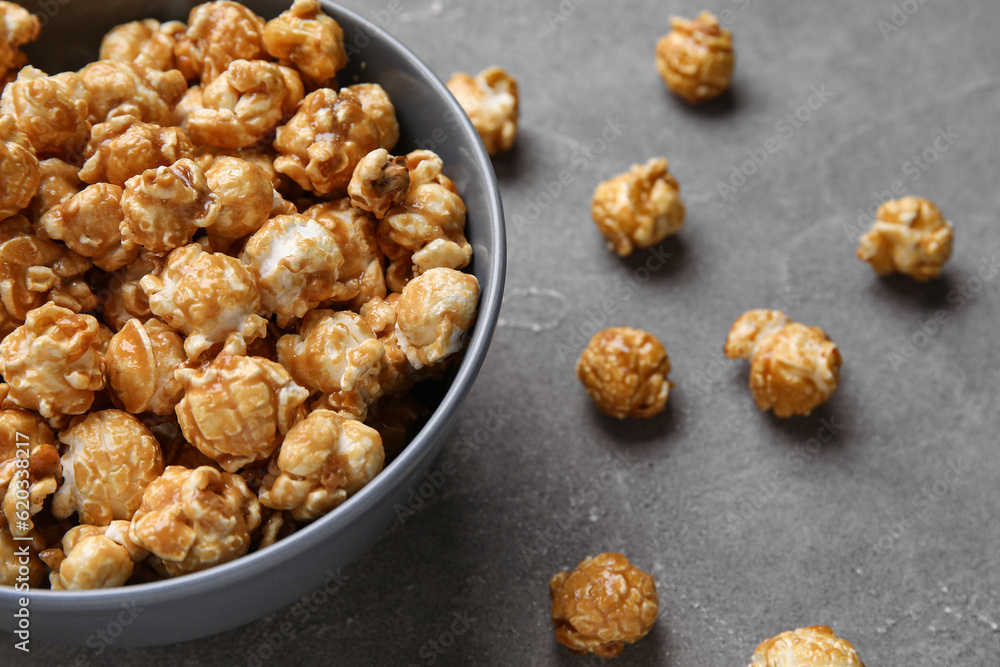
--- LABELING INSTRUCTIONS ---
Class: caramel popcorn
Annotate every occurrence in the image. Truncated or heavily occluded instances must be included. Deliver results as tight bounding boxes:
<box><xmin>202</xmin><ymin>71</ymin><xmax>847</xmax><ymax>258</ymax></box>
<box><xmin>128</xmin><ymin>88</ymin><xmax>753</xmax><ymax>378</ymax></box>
<box><xmin>100</xmin><ymin>252</ymin><xmax>162</xmax><ymax>331</ymax></box>
<box><xmin>0</xmin><ymin>523</ymin><xmax>43</xmax><ymax>587</ymax></box>
<box><xmin>856</xmin><ymin>196</ymin><xmax>953</xmax><ymax>281</ymax></box>
<box><xmin>79</xmin><ymin>116</ymin><xmax>194</xmax><ymax>187</ymax></box>
<box><xmin>360</xmin><ymin>293</ymin><xmax>412</xmax><ymax>397</ymax></box>
<box><xmin>750</xmin><ymin>625</ymin><xmax>866</xmax><ymax>667</ymax></box>
<box><xmin>591</xmin><ymin>158</ymin><xmax>685</xmax><ymax>257</ymax></box>
<box><xmin>240</xmin><ymin>213</ymin><xmax>344</xmax><ymax>327</ymax></box>
<box><xmin>37</xmin><ymin>183</ymin><xmax>137</xmax><ymax>271</ymax></box>
<box><xmin>304</xmin><ymin>198</ymin><xmax>386</xmax><ymax>309</ymax></box>
<box><xmin>0</xmin><ymin>66</ymin><xmax>91</xmax><ymax>157</ymax></box>
<box><xmin>121</xmin><ymin>158</ymin><xmax>220</xmax><ymax>254</ymax></box>
<box><xmin>172</xmin><ymin>85</ymin><xmax>203</xmax><ymax>128</ymax></box>
<box><xmin>549</xmin><ymin>553</ymin><xmax>659</xmax><ymax>658</ymax></box>
<box><xmin>175</xmin><ymin>1</ymin><xmax>267</xmax><ymax>84</ymax></box>
<box><xmin>0</xmin><ymin>1</ymin><xmax>39</xmax><ymax>84</ymax></box>
<box><xmin>576</xmin><ymin>327</ymin><xmax>672</xmax><ymax>420</ymax></box>
<box><xmin>0</xmin><ymin>409</ymin><xmax>59</xmax><ymax>537</ymax></box>
<box><xmin>0</xmin><ymin>303</ymin><xmax>105</xmax><ymax>419</ymax></box>
<box><xmin>395</xmin><ymin>267</ymin><xmax>479</xmax><ymax>369</ymax></box>
<box><xmin>725</xmin><ymin>310</ymin><xmax>842</xmax><ymax>418</ymax></box>
<box><xmin>204</xmin><ymin>156</ymin><xmax>280</xmax><ymax>246</ymax></box>
<box><xmin>140</xmin><ymin>244</ymin><xmax>267</xmax><ymax>359</ymax></box>
<box><xmin>348</xmin><ymin>149</ymin><xmax>409</xmax><ymax>220</ymax></box>
<box><xmin>446</xmin><ymin>67</ymin><xmax>519</xmax><ymax>156</ymax></box>
<box><xmin>99</xmin><ymin>19</ymin><xmax>186</xmax><ymax>72</ymax></box>
<box><xmin>259</xmin><ymin>409</ymin><xmax>383</xmax><ymax>521</ymax></box>
<box><xmin>0</xmin><ymin>113</ymin><xmax>39</xmax><ymax>220</ymax></box>
<box><xmin>26</xmin><ymin>157</ymin><xmax>82</xmax><ymax>220</ymax></box>
<box><xmin>378</xmin><ymin>150</ymin><xmax>471</xmax><ymax>291</ymax></box>
<box><xmin>50</xmin><ymin>521</ymin><xmax>148</xmax><ymax>590</ymax></box>
<box><xmin>129</xmin><ymin>465</ymin><xmax>261</xmax><ymax>577</ymax></box>
<box><xmin>79</xmin><ymin>60</ymin><xmax>187</xmax><ymax>126</ymax></box>
<box><xmin>105</xmin><ymin>319</ymin><xmax>186</xmax><ymax>415</ymax></box>
<box><xmin>347</xmin><ymin>83</ymin><xmax>400</xmax><ymax>151</ymax></box>
<box><xmin>263</xmin><ymin>0</ymin><xmax>347</xmax><ymax>88</ymax></box>
<box><xmin>656</xmin><ymin>11</ymin><xmax>734</xmax><ymax>104</ymax></box>
<box><xmin>51</xmin><ymin>410</ymin><xmax>164</xmax><ymax>525</ymax></box>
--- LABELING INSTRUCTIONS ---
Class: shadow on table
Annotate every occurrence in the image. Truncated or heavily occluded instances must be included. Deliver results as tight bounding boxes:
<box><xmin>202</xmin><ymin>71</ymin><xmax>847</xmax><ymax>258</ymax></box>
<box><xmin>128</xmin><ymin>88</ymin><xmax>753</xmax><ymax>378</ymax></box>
<box><xmin>551</xmin><ymin>620</ymin><xmax>672</xmax><ymax>666</ymax></box>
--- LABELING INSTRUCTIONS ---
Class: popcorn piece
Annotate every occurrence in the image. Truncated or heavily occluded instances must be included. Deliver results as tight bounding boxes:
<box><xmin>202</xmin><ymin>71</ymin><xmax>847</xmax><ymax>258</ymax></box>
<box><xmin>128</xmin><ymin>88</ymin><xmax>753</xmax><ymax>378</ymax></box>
<box><xmin>79</xmin><ymin>60</ymin><xmax>187</xmax><ymax>126</ymax></box>
<box><xmin>105</xmin><ymin>319</ymin><xmax>186</xmax><ymax>415</ymax></box>
<box><xmin>395</xmin><ymin>267</ymin><xmax>479</xmax><ymax>369</ymax></box>
<box><xmin>50</xmin><ymin>521</ymin><xmax>148</xmax><ymax>590</ymax></box>
<box><xmin>0</xmin><ymin>1</ymin><xmax>39</xmax><ymax>84</ymax></box>
<box><xmin>377</xmin><ymin>150</ymin><xmax>471</xmax><ymax>291</ymax></box>
<box><xmin>100</xmin><ymin>252</ymin><xmax>163</xmax><ymax>331</ymax></box>
<box><xmin>186</xmin><ymin>59</ymin><xmax>303</xmax><ymax>149</ymax></box>
<box><xmin>99</xmin><ymin>19</ymin><xmax>186</xmax><ymax>72</ymax></box>
<box><xmin>121</xmin><ymin>158</ymin><xmax>220</xmax><ymax>254</ymax></box>
<box><xmin>576</xmin><ymin>327</ymin><xmax>672</xmax><ymax>420</ymax></box>
<box><xmin>348</xmin><ymin>149</ymin><xmax>409</xmax><ymax>220</ymax></box>
<box><xmin>856</xmin><ymin>196</ymin><xmax>953</xmax><ymax>281</ymax></box>
<box><xmin>446</xmin><ymin>67</ymin><xmax>519</xmax><ymax>155</ymax></box>
<box><xmin>128</xmin><ymin>465</ymin><xmax>261</xmax><ymax>577</ymax></box>
<box><xmin>273</xmin><ymin>87</ymin><xmax>380</xmax><ymax>195</ymax></box>
<box><xmin>38</xmin><ymin>183</ymin><xmax>138</xmax><ymax>271</ymax></box>
<box><xmin>51</xmin><ymin>410</ymin><xmax>164</xmax><ymax>525</ymax></box>
<box><xmin>360</xmin><ymin>293</ymin><xmax>413</xmax><ymax>397</ymax></box>
<box><xmin>0</xmin><ymin>113</ymin><xmax>39</xmax><ymax>220</ymax></box>
<box><xmin>591</xmin><ymin>158</ymin><xmax>685</xmax><ymax>257</ymax></box>
<box><xmin>749</xmin><ymin>625</ymin><xmax>866</xmax><ymax>667</ymax></box>
<box><xmin>0</xmin><ymin>409</ymin><xmax>59</xmax><ymax>537</ymax></box>
<box><xmin>277</xmin><ymin>310</ymin><xmax>385</xmax><ymax>419</ymax></box>
<box><xmin>305</xmin><ymin>198</ymin><xmax>386</xmax><ymax>309</ymax></box>
<box><xmin>347</xmin><ymin>83</ymin><xmax>399</xmax><ymax>151</ymax></box>
<box><xmin>0</xmin><ymin>523</ymin><xmax>43</xmax><ymax>587</ymax></box>
<box><xmin>240</xmin><ymin>213</ymin><xmax>344</xmax><ymax>327</ymax></box>
<box><xmin>140</xmin><ymin>244</ymin><xmax>267</xmax><ymax>359</ymax></box>
<box><xmin>0</xmin><ymin>66</ymin><xmax>91</xmax><ymax>157</ymax></box>
<box><xmin>0</xmin><ymin>303</ymin><xmax>105</xmax><ymax>419</ymax></box>
<box><xmin>79</xmin><ymin>116</ymin><xmax>194</xmax><ymax>188</ymax></box>
<box><xmin>175</xmin><ymin>337</ymin><xmax>309</xmax><ymax>472</ymax></box>
<box><xmin>263</xmin><ymin>0</ymin><xmax>347</xmax><ymax>88</ymax></box>
<box><xmin>549</xmin><ymin>553</ymin><xmax>659</xmax><ymax>658</ymax></box>
<box><xmin>656</xmin><ymin>11</ymin><xmax>734</xmax><ymax>104</ymax></box>
<box><xmin>172</xmin><ymin>84</ymin><xmax>203</xmax><ymax>127</ymax></box>
<box><xmin>258</xmin><ymin>409</ymin><xmax>383</xmax><ymax>521</ymax></box>
<box><xmin>725</xmin><ymin>309</ymin><xmax>842</xmax><ymax>418</ymax></box>
<box><xmin>204</xmin><ymin>156</ymin><xmax>281</xmax><ymax>245</ymax></box>
<box><xmin>26</xmin><ymin>157</ymin><xmax>82</xmax><ymax>220</ymax></box>
<box><xmin>175</xmin><ymin>1</ymin><xmax>267</xmax><ymax>84</ymax></box>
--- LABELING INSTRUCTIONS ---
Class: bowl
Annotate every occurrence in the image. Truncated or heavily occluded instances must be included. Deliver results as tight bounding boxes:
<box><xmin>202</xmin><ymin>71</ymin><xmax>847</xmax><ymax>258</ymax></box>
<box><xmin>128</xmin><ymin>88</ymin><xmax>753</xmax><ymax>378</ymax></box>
<box><xmin>0</xmin><ymin>0</ymin><xmax>505</xmax><ymax>646</ymax></box>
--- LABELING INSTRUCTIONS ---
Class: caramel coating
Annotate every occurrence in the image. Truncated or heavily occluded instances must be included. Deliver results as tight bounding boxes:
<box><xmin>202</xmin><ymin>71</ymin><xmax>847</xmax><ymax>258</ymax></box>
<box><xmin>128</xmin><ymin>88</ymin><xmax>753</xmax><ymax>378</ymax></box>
<box><xmin>576</xmin><ymin>327</ymin><xmax>672</xmax><ymax>420</ymax></box>
<box><xmin>79</xmin><ymin>60</ymin><xmax>187</xmax><ymax>126</ymax></box>
<box><xmin>277</xmin><ymin>310</ymin><xmax>385</xmax><ymax>419</ymax></box>
<box><xmin>50</xmin><ymin>521</ymin><xmax>148</xmax><ymax>590</ymax></box>
<box><xmin>361</xmin><ymin>293</ymin><xmax>413</xmax><ymax>397</ymax></box>
<box><xmin>304</xmin><ymin>198</ymin><xmax>386</xmax><ymax>309</ymax></box>
<box><xmin>175</xmin><ymin>337</ymin><xmax>309</xmax><ymax>472</ymax></box>
<box><xmin>204</xmin><ymin>156</ymin><xmax>279</xmax><ymax>244</ymax></box>
<box><xmin>259</xmin><ymin>409</ymin><xmax>383</xmax><ymax>521</ymax></box>
<box><xmin>0</xmin><ymin>66</ymin><xmax>91</xmax><ymax>157</ymax></box>
<box><xmin>186</xmin><ymin>59</ymin><xmax>302</xmax><ymax>149</ymax></box>
<box><xmin>395</xmin><ymin>267</ymin><xmax>479</xmax><ymax>370</ymax></box>
<box><xmin>347</xmin><ymin>83</ymin><xmax>399</xmax><ymax>151</ymax></box>
<box><xmin>100</xmin><ymin>252</ymin><xmax>162</xmax><ymax>331</ymax></box>
<box><xmin>348</xmin><ymin>149</ymin><xmax>409</xmax><ymax>220</ymax></box>
<box><xmin>128</xmin><ymin>465</ymin><xmax>261</xmax><ymax>577</ymax></box>
<box><xmin>240</xmin><ymin>213</ymin><xmax>344</xmax><ymax>327</ymax></box>
<box><xmin>0</xmin><ymin>303</ymin><xmax>105</xmax><ymax>419</ymax></box>
<box><xmin>273</xmin><ymin>87</ymin><xmax>380</xmax><ymax>195</ymax></box>
<box><xmin>591</xmin><ymin>158</ymin><xmax>685</xmax><ymax>257</ymax></box>
<box><xmin>51</xmin><ymin>410</ymin><xmax>164</xmax><ymax>526</ymax></box>
<box><xmin>121</xmin><ymin>158</ymin><xmax>220</xmax><ymax>254</ymax></box>
<box><xmin>38</xmin><ymin>183</ymin><xmax>138</xmax><ymax>271</ymax></box>
<box><xmin>99</xmin><ymin>19</ymin><xmax>186</xmax><ymax>72</ymax></box>
<box><xmin>446</xmin><ymin>67</ymin><xmax>519</xmax><ymax>156</ymax></box>
<box><xmin>549</xmin><ymin>553</ymin><xmax>659</xmax><ymax>658</ymax></box>
<box><xmin>750</xmin><ymin>625</ymin><xmax>866</xmax><ymax>667</ymax></box>
<box><xmin>105</xmin><ymin>319</ymin><xmax>186</xmax><ymax>415</ymax></box>
<box><xmin>26</xmin><ymin>157</ymin><xmax>82</xmax><ymax>221</ymax></box>
<box><xmin>0</xmin><ymin>523</ymin><xmax>43</xmax><ymax>587</ymax></box>
<box><xmin>140</xmin><ymin>244</ymin><xmax>267</xmax><ymax>359</ymax></box>
<box><xmin>79</xmin><ymin>116</ymin><xmax>194</xmax><ymax>188</ymax></box>
<box><xmin>725</xmin><ymin>310</ymin><xmax>842</xmax><ymax>418</ymax></box>
<box><xmin>175</xmin><ymin>1</ymin><xmax>267</xmax><ymax>84</ymax></box>
<box><xmin>0</xmin><ymin>1</ymin><xmax>39</xmax><ymax>84</ymax></box>
<box><xmin>856</xmin><ymin>196</ymin><xmax>954</xmax><ymax>281</ymax></box>
<box><xmin>656</xmin><ymin>11</ymin><xmax>734</xmax><ymax>103</ymax></box>
<box><xmin>0</xmin><ymin>409</ymin><xmax>58</xmax><ymax>538</ymax></box>
<box><xmin>262</xmin><ymin>0</ymin><xmax>347</xmax><ymax>88</ymax></box>
<box><xmin>0</xmin><ymin>113</ymin><xmax>39</xmax><ymax>220</ymax></box>
<box><xmin>378</xmin><ymin>150</ymin><xmax>471</xmax><ymax>291</ymax></box>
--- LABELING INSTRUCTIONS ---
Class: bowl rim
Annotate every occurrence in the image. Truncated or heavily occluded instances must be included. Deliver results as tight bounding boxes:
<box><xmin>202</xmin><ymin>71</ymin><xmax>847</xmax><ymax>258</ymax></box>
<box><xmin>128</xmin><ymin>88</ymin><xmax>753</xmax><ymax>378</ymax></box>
<box><xmin>1</xmin><ymin>0</ymin><xmax>506</xmax><ymax>610</ymax></box>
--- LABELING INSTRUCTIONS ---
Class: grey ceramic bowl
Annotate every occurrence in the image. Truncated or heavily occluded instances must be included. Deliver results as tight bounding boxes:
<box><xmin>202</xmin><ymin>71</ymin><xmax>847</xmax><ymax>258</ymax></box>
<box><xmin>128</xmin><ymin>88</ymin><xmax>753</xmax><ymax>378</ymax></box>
<box><xmin>0</xmin><ymin>0</ymin><xmax>505</xmax><ymax>646</ymax></box>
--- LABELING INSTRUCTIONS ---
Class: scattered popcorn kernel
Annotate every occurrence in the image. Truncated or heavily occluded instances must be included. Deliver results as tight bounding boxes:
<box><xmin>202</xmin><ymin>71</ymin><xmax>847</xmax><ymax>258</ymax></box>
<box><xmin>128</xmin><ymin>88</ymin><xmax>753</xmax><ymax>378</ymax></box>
<box><xmin>175</xmin><ymin>1</ymin><xmax>267</xmax><ymax>84</ymax></box>
<box><xmin>591</xmin><ymin>158</ymin><xmax>685</xmax><ymax>257</ymax></box>
<box><xmin>549</xmin><ymin>553</ymin><xmax>659</xmax><ymax>658</ymax></box>
<box><xmin>105</xmin><ymin>319</ymin><xmax>186</xmax><ymax>416</ymax></box>
<box><xmin>0</xmin><ymin>523</ymin><xmax>43</xmax><ymax>587</ymax></box>
<box><xmin>750</xmin><ymin>625</ymin><xmax>866</xmax><ymax>667</ymax></box>
<box><xmin>204</xmin><ymin>156</ymin><xmax>278</xmax><ymax>245</ymax></box>
<box><xmin>0</xmin><ymin>113</ymin><xmax>39</xmax><ymax>220</ymax></box>
<box><xmin>38</xmin><ymin>182</ymin><xmax>138</xmax><ymax>271</ymax></box>
<box><xmin>395</xmin><ymin>267</ymin><xmax>479</xmax><ymax>369</ymax></box>
<box><xmin>446</xmin><ymin>67</ymin><xmax>519</xmax><ymax>156</ymax></box>
<box><xmin>79</xmin><ymin>116</ymin><xmax>194</xmax><ymax>188</ymax></box>
<box><xmin>856</xmin><ymin>196</ymin><xmax>953</xmax><ymax>281</ymax></box>
<box><xmin>725</xmin><ymin>309</ymin><xmax>842</xmax><ymax>418</ymax></box>
<box><xmin>0</xmin><ymin>67</ymin><xmax>91</xmax><ymax>157</ymax></box>
<box><xmin>259</xmin><ymin>409</ymin><xmax>383</xmax><ymax>521</ymax></box>
<box><xmin>129</xmin><ymin>465</ymin><xmax>261</xmax><ymax>577</ymax></box>
<box><xmin>348</xmin><ymin>149</ymin><xmax>409</xmax><ymax>220</ymax></box>
<box><xmin>79</xmin><ymin>59</ymin><xmax>187</xmax><ymax>126</ymax></box>
<box><xmin>26</xmin><ymin>157</ymin><xmax>82</xmax><ymax>221</ymax></box>
<box><xmin>347</xmin><ymin>83</ymin><xmax>400</xmax><ymax>152</ymax></box>
<box><xmin>51</xmin><ymin>521</ymin><xmax>148</xmax><ymax>590</ymax></box>
<box><xmin>656</xmin><ymin>11</ymin><xmax>734</xmax><ymax>104</ymax></box>
<box><xmin>576</xmin><ymin>327</ymin><xmax>672</xmax><ymax>419</ymax></box>
<box><xmin>0</xmin><ymin>1</ymin><xmax>39</xmax><ymax>84</ymax></box>
<box><xmin>304</xmin><ymin>198</ymin><xmax>386</xmax><ymax>309</ymax></box>
<box><xmin>0</xmin><ymin>409</ymin><xmax>59</xmax><ymax>537</ymax></box>
<box><xmin>263</xmin><ymin>0</ymin><xmax>347</xmax><ymax>88</ymax></box>
<box><xmin>99</xmin><ymin>19</ymin><xmax>186</xmax><ymax>72</ymax></box>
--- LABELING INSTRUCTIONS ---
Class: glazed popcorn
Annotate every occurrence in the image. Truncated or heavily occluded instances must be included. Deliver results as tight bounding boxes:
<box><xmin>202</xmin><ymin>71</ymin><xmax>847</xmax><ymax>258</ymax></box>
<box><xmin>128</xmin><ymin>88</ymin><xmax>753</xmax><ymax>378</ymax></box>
<box><xmin>576</xmin><ymin>327</ymin><xmax>672</xmax><ymax>419</ymax></box>
<box><xmin>263</xmin><ymin>0</ymin><xmax>347</xmax><ymax>87</ymax></box>
<box><xmin>100</xmin><ymin>252</ymin><xmax>162</xmax><ymax>331</ymax></box>
<box><xmin>0</xmin><ymin>113</ymin><xmax>39</xmax><ymax>220</ymax></box>
<box><xmin>656</xmin><ymin>11</ymin><xmax>734</xmax><ymax>104</ymax></box>
<box><xmin>0</xmin><ymin>524</ymin><xmax>43</xmax><ymax>587</ymax></box>
<box><xmin>50</xmin><ymin>521</ymin><xmax>148</xmax><ymax>590</ymax></box>
<box><xmin>347</xmin><ymin>83</ymin><xmax>400</xmax><ymax>151</ymax></box>
<box><xmin>129</xmin><ymin>466</ymin><xmax>261</xmax><ymax>577</ymax></box>
<box><xmin>79</xmin><ymin>116</ymin><xmax>194</xmax><ymax>187</ymax></box>
<box><xmin>549</xmin><ymin>553</ymin><xmax>659</xmax><ymax>658</ymax></box>
<box><xmin>174</xmin><ymin>0</ymin><xmax>267</xmax><ymax>84</ymax></box>
<box><xmin>591</xmin><ymin>158</ymin><xmax>685</xmax><ymax>257</ymax></box>
<box><xmin>99</xmin><ymin>19</ymin><xmax>186</xmax><ymax>72</ymax></box>
<box><xmin>51</xmin><ymin>410</ymin><xmax>164</xmax><ymax>526</ymax></box>
<box><xmin>348</xmin><ymin>149</ymin><xmax>409</xmax><ymax>220</ymax></box>
<box><xmin>0</xmin><ymin>409</ymin><xmax>58</xmax><ymax>537</ymax></box>
<box><xmin>856</xmin><ymin>196</ymin><xmax>953</xmax><ymax>281</ymax></box>
<box><xmin>0</xmin><ymin>0</ymin><xmax>39</xmax><ymax>83</ymax></box>
<box><xmin>361</xmin><ymin>294</ymin><xmax>413</xmax><ymax>397</ymax></box>
<box><xmin>203</xmin><ymin>156</ymin><xmax>281</xmax><ymax>246</ymax></box>
<box><xmin>395</xmin><ymin>267</ymin><xmax>479</xmax><ymax>370</ymax></box>
<box><xmin>749</xmin><ymin>625</ymin><xmax>866</xmax><ymax>667</ymax></box>
<box><xmin>259</xmin><ymin>409</ymin><xmax>384</xmax><ymax>521</ymax></box>
<box><xmin>105</xmin><ymin>319</ymin><xmax>186</xmax><ymax>415</ymax></box>
<box><xmin>725</xmin><ymin>310</ymin><xmax>842</xmax><ymax>418</ymax></box>
<box><xmin>79</xmin><ymin>59</ymin><xmax>187</xmax><ymax>126</ymax></box>
<box><xmin>446</xmin><ymin>67</ymin><xmax>519</xmax><ymax>156</ymax></box>
<box><xmin>0</xmin><ymin>67</ymin><xmax>91</xmax><ymax>157</ymax></box>
<box><xmin>26</xmin><ymin>157</ymin><xmax>82</xmax><ymax>220</ymax></box>
<box><xmin>38</xmin><ymin>183</ymin><xmax>138</xmax><ymax>271</ymax></box>
<box><xmin>304</xmin><ymin>198</ymin><xmax>386</xmax><ymax>309</ymax></box>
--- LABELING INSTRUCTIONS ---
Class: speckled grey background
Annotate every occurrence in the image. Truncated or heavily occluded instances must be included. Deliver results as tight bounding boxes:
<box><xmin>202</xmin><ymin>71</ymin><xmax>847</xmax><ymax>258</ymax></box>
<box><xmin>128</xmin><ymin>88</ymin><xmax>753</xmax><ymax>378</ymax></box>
<box><xmin>5</xmin><ymin>0</ymin><xmax>1000</xmax><ymax>665</ymax></box>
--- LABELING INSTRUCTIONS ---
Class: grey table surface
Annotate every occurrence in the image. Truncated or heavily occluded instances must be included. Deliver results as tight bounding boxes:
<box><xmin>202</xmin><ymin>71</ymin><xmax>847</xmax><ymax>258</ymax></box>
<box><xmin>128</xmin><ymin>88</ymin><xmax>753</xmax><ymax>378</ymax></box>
<box><xmin>5</xmin><ymin>0</ymin><xmax>1000</xmax><ymax>665</ymax></box>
